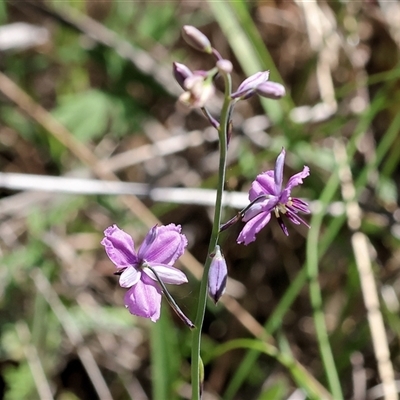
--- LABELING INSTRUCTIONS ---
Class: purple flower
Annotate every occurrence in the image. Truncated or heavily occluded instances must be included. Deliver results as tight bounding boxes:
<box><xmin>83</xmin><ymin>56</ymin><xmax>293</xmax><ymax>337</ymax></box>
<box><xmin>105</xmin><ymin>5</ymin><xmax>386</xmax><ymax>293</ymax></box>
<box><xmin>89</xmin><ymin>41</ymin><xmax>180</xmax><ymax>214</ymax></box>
<box><xmin>101</xmin><ymin>224</ymin><xmax>188</xmax><ymax>322</ymax></box>
<box><xmin>238</xmin><ymin>149</ymin><xmax>310</xmax><ymax>245</ymax></box>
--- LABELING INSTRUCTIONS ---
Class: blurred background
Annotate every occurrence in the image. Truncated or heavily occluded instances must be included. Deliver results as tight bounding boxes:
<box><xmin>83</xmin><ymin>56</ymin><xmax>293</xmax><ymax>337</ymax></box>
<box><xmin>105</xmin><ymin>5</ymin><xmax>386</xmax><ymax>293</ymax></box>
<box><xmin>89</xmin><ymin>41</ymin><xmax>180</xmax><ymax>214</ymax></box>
<box><xmin>1</xmin><ymin>1</ymin><xmax>400</xmax><ymax>399</ymax></box>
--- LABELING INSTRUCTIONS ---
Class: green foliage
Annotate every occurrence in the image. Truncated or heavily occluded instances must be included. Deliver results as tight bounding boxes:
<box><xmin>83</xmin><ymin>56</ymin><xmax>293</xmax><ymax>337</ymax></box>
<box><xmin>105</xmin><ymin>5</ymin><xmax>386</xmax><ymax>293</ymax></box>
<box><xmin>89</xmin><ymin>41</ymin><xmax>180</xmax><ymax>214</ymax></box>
<box><xmin>3</xmin><ymin>363</ymin><xmax>36</xmax><ymax>400</ymax></box>
<box><xmin>259</xmin><ymin>379</ymin><xmax>289</xmax><ymax>400</ymax></box>
<box><xmin>52</xmin><ymin>90</ymin><xmax>126</xmax><ymax>142</ymax></box>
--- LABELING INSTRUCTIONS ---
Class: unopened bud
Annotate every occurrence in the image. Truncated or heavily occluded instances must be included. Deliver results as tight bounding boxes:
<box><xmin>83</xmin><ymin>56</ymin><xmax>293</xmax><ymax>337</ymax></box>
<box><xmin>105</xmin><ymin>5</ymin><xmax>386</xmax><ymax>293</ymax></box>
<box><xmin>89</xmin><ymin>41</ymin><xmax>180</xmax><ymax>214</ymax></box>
<box><xmin>216</xmin><ymin>59</ymin><xmax>233</xmax><ymax>74</ymax></box>
<box><xmin>256</xmin><ymin>81</ymin><xmax>286</xmax><ymax>99</ymax></box>
<box><xmin>173</xmin><ymin>62</ymin><xmax>193</xmax><ymax>89</ymax></box>
<box><xmin>231</xmin><ymin>71</ymin><xmax>270</xmax><ymax>99</ymax></box>
<box><xmin>182</xmin><ymin>25</ymin><xmax>212</xmax><ymax>54</ymax></box>
<box><xmin>208</xmin><ymin>246</ymin><xmax>228</xmax><ymax>304</ymax></box>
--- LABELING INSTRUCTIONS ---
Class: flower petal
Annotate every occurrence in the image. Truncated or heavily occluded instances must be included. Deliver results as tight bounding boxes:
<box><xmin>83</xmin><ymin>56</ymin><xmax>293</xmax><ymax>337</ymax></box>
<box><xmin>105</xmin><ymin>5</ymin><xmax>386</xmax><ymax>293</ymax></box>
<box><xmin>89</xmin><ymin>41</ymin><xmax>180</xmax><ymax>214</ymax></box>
<box><xmin>119</xmin><ymin>266</ymin><xmax>140</xmax><ymax>288</ymax></box>
<box><xmin>138</xmin><ymin>224</ymin><xmax>187</xmax><ymax>265</ymax></box>
<box><xmin>281</xmin><ymin>166</ymin><xmax>309</xmax><ymax>202</ymax></box>
<box><xmin>274</xmin><ymin>148</ymin><xmax>285</xmax><ymax>193</ymax></box>
<box><xmin>286</xmin><ymin>208</ymin><xmax>310</xmax><ymax>228</ymax></box>
<box><xmin>249</xmin><ymin>170</ymin><xmax>275</xmax><ymax>201</ymax></box>
<box><xmin>231</xmin><ymin>71</ymin><xmax>269</xmax><ymax>99</ymax></box>
<box><xmin>286</xmin><ymin>166</ymin><xmax>310</xmax><ymax>190</ymax></box>
<box><xmin>291</xmin><ymin>198</ymin><xmax>311</xmax><ymax>214</ymax></box>
<box><xmin>144</xmin><ymin>264</ymin><xmax>188</xmax><ymax>285</ymax></box>
<box><xmin>137</xmin><ymin>225</ymin><xmax>158</xmax><ymax>259</ymax></box>
<box><xmin>124</xmin><ymin>275</ymin><xmax>162</xmax><ymax>322</ymax></box>
<box><xmin>101</xmin><ymin>225</ymin><xmax>138</xmax><ymax>269</ymax></box>
<box><xmin>242</xmin><ymin>197</ymin><xmax>277</xmax><ymax>222</ymax></box>
<box><xmin>237</xmin><ymin>212</ymin><xmax>272</xmax><ymax>245</ymax></box>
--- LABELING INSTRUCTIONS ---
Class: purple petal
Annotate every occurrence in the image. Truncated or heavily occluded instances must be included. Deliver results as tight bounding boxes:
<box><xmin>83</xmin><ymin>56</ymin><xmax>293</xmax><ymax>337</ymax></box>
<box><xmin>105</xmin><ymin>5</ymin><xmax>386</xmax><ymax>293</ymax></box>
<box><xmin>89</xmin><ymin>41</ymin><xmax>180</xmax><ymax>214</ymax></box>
<box><xmin>286</xmin><ymin>208</ymin><xmax>310</xmax><ymax>228</ymax></box>
<box><xmin>249</xmin><ymin>170</ymin><xmax>275</xmax><ymax>201</ymax></box>
<box><xmin>274</xmin><ymin>148</ymin><xmax>285</xmax><ymax>194</ymax></box>
<box><xmin>144</xmin><ymin>264</ymin><xmax>188</xmax><ymax>285</ymax></box>
<box><xmin>124</xmin><ymin>274</ymin><xmax>162</xmax><ymax>322</ymax></box>
<box><xmin>237</xmin><ymin>212</ymin><xmax>272</xmax><ymax>245</ymax></box>
<box><xmin>242</xmin><ymin>197</ymin><xmax>277</xmax><ymax>222</ymax></box>
<box><xmin>137</xmin><ymin>225</ymin><xmax>158</xmax><ymax>259</ymax></box>
<box><xmin>291</xmin><ymin>198</ymin><xmax>311</xmax><ymax>214</ymax></box>
<box><xmin>138</xmin><ymin>224</ymin><xmax>187</xmax><ymax>265</ymax></box>
<box><xmin>286</xmin><ymin>166</ymin><xmax>310</xmax><ymax>190</ymax></box>
<box><xmin>101</xmin><ymin>225</ymin><xmax>138</xmax><ymax>269</ymax></box>
<box><xmin>119</xmin><ymin>266</ymin><xmax>140</xmax><ymax>288</ymax></box>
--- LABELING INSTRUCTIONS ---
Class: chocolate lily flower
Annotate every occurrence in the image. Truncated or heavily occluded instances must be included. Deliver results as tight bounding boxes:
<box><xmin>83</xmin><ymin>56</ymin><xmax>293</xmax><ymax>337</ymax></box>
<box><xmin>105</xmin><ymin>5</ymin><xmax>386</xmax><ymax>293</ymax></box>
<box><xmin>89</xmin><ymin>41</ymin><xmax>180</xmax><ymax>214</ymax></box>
<box><xmin>101</xmin><ymin>224</ymin><xmax>188</xmax><ymax>322</ymax></box>
<box><xmin>237</xmin><ymin>149</ymin><xmax>310</xmax><ymax>245</ymax></box>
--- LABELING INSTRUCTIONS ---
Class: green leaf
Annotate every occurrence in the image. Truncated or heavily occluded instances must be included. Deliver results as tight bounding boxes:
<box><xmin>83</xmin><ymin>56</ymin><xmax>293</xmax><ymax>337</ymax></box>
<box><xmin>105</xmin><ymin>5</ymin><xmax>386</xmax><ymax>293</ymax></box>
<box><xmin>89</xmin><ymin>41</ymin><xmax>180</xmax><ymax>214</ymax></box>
<box><xmin>52</xmin><ymin>90</ymin><xmax>112</xmax><ymax>142</ymax></box>
<box><xmin>3</xmin><ymin>363</ymin><xmax>36</xmax><ymax>400</ymax></box>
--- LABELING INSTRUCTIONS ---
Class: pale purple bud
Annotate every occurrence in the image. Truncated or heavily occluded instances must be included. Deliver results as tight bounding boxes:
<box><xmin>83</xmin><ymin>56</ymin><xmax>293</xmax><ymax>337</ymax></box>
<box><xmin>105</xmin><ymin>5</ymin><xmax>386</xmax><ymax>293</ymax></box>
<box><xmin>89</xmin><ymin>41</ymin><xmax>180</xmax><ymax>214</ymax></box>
<box><xmin>182</xmin><ymin>25</ymin><xmax>212</xmax><ymax>54</ymax></box>
<box><xmin>173</xmin><ymin>62</ymin><xmax>193</xmax><ymax>89</ymax></box>
<box><xmin>231</xmin><ymin>71</ymin><xmax>270</xmax><ymax>99</ymax></box>
<box><xmin>256</xmin><ymin>81</ymin><xmax>286</xmax><ymax>99</ymax></box>
<box><xmin>216</xmin><ymin>59</ymin><xmax>233</xmax><ymax>74</ymax></box>
<box><xmin>208</xmin><ymin>246</ymin><xmax>228</xmax><ymax>304</ymax></box>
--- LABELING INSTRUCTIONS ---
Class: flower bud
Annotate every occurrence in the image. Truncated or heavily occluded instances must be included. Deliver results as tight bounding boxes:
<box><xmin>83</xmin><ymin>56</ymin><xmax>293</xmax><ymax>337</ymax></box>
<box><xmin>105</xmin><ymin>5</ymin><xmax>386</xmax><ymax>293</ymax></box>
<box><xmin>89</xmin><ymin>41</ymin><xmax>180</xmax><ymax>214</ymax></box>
<box><xmin>256</xmin><ymin>81</ymin><xmax>286</xmax><ymax>99</ymax></box>
<box><xmin>182</xmin><ymin>25</ymin><xmax>212</xmax><ymax>54</ymax></box>
<box><xmin>231</xmin><ymin>71</ymin><xmax>269</xmax><ymax>99</ymax></box>
<box><xmin>216</xmin><ymin>59</ymin><xmax>233</xmax><ymax>74</ymax></box>
<box><xmin>208</xmin><ymin>245</ymin><xmax>228</xmax><ymax>304</ymax></box>
<box><xmin>173</xmin><ymin>62</ymin><xmax>193</xmax><ymax>89</ymax></box>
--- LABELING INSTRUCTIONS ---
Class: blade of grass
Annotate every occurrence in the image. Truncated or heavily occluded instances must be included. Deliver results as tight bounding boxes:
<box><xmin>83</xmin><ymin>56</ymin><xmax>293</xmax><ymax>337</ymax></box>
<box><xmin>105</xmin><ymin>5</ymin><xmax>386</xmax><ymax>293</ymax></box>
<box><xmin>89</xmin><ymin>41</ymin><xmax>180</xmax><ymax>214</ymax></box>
<box><xmin>15</xmin><ymin>321</ymin><xmax>54</xmax><ymax>400</ymax></box>
<box><xmin>306</xmin><ymin>179</ymin><xmax>344</xmax><ymax>399</ymax></box>
<box><xmin>151</xmin><ymin>310</ymin><xmax>180</xmax><ymax>400</ymax></box>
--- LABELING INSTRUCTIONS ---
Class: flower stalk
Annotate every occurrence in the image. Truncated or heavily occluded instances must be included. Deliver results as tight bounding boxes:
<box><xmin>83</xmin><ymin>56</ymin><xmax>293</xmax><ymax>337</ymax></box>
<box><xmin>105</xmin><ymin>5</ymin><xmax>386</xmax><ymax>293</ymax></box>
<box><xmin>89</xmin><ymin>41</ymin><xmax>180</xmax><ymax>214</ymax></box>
<box><xmin>190</xmin><ymin>68</ymin><xmax>231</xmax><ymax>400</ymax></box>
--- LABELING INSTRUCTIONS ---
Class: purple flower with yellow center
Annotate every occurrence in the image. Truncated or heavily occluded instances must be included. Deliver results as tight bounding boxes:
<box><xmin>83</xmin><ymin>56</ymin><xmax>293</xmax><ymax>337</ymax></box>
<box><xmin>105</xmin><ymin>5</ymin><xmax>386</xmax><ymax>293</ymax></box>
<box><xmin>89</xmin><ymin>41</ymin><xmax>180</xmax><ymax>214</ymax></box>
<box><xmin>101</xmin><ymin>224</ymin><xmax>189</xmax><ymax>323</ymax></box>
<box><xmin>237</xmin><ymin>149</ymin><xmax>310</xmax><ymax>245</ymax></box>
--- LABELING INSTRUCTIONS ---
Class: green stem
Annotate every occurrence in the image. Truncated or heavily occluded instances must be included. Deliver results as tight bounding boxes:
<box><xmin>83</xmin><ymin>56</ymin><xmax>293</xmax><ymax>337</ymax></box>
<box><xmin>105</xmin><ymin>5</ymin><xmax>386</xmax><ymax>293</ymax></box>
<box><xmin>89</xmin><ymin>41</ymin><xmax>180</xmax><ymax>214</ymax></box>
<box><xmin>191</xmin><ymin>73</ymin><xmax>232</xmax><ymax>400</ymax></box>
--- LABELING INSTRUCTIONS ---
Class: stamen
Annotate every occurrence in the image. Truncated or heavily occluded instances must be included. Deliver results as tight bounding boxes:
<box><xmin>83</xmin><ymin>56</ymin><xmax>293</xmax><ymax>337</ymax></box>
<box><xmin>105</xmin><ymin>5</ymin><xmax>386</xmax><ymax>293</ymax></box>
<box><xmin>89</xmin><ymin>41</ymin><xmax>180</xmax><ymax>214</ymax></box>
<box><xmin>277</xmin><ymin>203</ymin><xmax>287</xmax><ymax>214</ymax></box>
